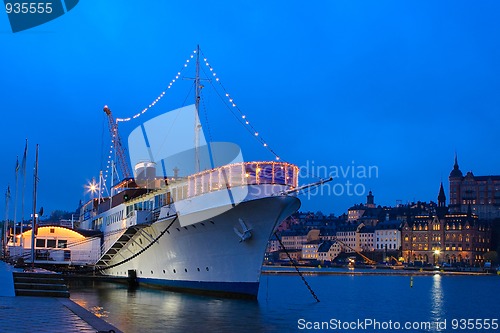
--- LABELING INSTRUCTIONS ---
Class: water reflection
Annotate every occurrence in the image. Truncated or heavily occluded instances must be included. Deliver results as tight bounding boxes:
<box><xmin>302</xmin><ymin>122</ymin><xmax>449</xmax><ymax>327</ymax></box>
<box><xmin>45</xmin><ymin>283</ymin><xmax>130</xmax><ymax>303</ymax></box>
<box><xmin>70</xmin><ymin>281</ymin><xmax>265</xmax><ymax>333</ymax></box>
<box><xmin>430</xmin><ymin>274</ymin><xmax>444</xmax><ymax>324</ymax></box>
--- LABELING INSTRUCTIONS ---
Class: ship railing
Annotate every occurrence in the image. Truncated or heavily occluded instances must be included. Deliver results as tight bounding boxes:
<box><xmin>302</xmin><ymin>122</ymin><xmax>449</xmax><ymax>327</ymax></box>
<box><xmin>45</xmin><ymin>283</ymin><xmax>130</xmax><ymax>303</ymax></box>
<box><xmin>166</xmin><ymin>161</ymin><xmax>298</xmax><ymax>202</ymax></box>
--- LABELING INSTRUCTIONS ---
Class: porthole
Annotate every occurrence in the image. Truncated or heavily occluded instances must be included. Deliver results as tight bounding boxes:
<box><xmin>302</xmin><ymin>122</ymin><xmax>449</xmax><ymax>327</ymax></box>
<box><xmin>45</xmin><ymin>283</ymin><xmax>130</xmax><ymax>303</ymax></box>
<box><xmin>163</xmin><ymin>270</ymin><xmax>166</xmax><ymax>274</ymax></box>
<box><xmin>185</xmin><ymin>268</ymin><xmax>188</xmax><ymax>272</ymax></box>
<box><xmin>151</xmin><ymin>270</ymin><xmax>154</xmax><ymax>274</ymax></box>
<box><xmin>173</xmin><ymin>269</ymin><xmax>176</xmax><ymax>273</ymax></box>
<box><xmin>139</xmin><ymin>238</ymin><xmax>143</xmax><ymax>245</ymax></box>
<box><xmin>197</xmin><ymin>268</ymin><xmax>200</xmax><ymax>272</ymax></box>
<box><xmin>206</xmin><ymin>267</ymin><xmax>209</xmax><ymax>271</ymax></box>
<box><xmin>140</xmin><ymin>271</ymin><xmax>143</xmax><ymax>274</ymax></box>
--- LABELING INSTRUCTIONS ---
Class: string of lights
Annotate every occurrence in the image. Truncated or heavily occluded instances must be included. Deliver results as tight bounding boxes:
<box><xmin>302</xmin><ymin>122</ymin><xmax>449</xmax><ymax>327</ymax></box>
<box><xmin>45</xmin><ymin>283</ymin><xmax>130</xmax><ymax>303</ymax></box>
<box><xmin>115</xmin><ymin>48</ymin><xmax>198</xmax><ymax>123</ymax></box>
<box><xmin>98</xmin><ymin>46</ymin><xmax>284</xmax><ymax>195</ymax></box>
<box><xmin>199</xmin><ymin>49</ymin><xmax>281</xmax><ymax>161</ymax></box>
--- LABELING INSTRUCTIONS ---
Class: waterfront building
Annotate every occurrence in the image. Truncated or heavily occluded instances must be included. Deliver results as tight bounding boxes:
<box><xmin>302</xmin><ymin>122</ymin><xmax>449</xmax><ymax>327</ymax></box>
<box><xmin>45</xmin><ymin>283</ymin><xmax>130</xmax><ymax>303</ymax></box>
<box><xmin>301</xmin><ymin>239</ymin><xmax>322</xmax><ymax>259</ymax></box>
<box><xmin>401</xmin><ymin>184</ymin><xmax>492</xmax><ymax>265</ymax></box>
<box><xmin>319</xmin><ymin>227</ymin><xmax>337</xmax><ymax>242</ymax></box>
<box><xmin>359</xmin><ymin>225</ymin><xmax>375</xmax><ymax>252</ymax></box>
<box><xmin>8</xmin><ymin>225</ymin><xmax>100</xmax><ymax>265</ymax></box>
<box><xmin>375</xmin><ymin>219</ymin><xmax>402</xmax><ymax>251</ymax></box>
<box><xmin>266</xmin><ymin>234</ymin><xmax>281</xmax><ymax>253</ymax></box>
<box><xmin>336</xmin><ymin>223</ymin><xmax>365</xmax><ymax>253</ymax></box>
<box><xmin>317</xmin><ymin>240</ymin><xmax>342</xmax><ymax>262</ymax></box>
<box><xmin>280</xmin><ymin>230</ymin><xmax>308</xmax><ymax>251</ymax></box>
<box><xmin>449</xmin><ymin>155</ymin><xmax>500</xmax><ymax>219</ymax></box>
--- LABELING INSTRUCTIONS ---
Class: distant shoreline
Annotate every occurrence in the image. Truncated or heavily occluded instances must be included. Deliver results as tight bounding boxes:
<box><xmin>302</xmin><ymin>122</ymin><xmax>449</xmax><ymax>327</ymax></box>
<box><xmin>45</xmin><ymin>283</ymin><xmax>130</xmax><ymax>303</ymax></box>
<box><xmin>261</xmin><ymin>266</ymin><xmax>497</xmax><ymax>276</ymax></box>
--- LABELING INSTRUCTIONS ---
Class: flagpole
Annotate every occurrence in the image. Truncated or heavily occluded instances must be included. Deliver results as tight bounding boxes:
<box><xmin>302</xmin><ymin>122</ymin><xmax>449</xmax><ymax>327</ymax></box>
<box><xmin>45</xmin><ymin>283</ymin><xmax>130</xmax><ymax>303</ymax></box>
<box><xmin>3</xmin><ymin>186</ymin><xmax>11</xmax><ymax>259</ymax></box>
<box><xmin>30</xmin><ymin>144</ymin><xmax>39</xmax><ymax>271</ymax></box>
<box><xmin>20</xmin><ymin>139</ymin><xmax>28</xmax><ymax>248</ymax></box>
<box><xmin>13</xmin><ymin>157</ymin><xmax>19</xmax><ymax>250</ymax></box>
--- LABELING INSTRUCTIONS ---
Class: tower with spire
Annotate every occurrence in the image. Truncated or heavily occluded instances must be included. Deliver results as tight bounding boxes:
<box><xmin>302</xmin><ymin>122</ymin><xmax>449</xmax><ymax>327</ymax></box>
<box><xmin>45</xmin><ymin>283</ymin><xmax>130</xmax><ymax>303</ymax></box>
<box><xmin>448</xmin><ymin>153</ymin><xmax>463</xmax><ymax>213</ymax></box>
<box><xmin>366</xmin><ymin>190</ymin><xmax>375</xmax><ymax>208</ymax></box>
<box><xmin>436</xmin><ymin>182</ymin><xmax>448</xmax><ymax>218</ymax></box>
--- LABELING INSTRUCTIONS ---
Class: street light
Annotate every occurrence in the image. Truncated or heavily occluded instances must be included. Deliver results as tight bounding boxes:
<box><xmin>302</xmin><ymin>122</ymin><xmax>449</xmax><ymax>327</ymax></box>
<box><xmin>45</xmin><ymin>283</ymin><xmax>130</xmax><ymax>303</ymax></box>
<box><xmin>434</xmin><ymin>249</ymin><xmax>441</xmax><ymax>267</ymax></box>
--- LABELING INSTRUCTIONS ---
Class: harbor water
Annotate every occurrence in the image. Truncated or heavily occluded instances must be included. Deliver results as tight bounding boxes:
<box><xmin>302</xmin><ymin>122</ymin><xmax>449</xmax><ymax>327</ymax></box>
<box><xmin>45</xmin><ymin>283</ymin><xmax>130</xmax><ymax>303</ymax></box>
<box><xmin>68</xmin><ymin>269</ymin><xmax>500</xmax><ymax>333</ymax></box>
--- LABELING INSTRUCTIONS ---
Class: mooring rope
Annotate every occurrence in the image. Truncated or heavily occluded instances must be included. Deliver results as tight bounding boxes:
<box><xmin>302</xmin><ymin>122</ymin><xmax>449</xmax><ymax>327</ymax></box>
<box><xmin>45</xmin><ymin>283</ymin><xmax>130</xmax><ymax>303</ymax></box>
<box><xmin>274</xmin><ymin>231</ymin><xmax>320</xmax><ymax>303</ymax></box>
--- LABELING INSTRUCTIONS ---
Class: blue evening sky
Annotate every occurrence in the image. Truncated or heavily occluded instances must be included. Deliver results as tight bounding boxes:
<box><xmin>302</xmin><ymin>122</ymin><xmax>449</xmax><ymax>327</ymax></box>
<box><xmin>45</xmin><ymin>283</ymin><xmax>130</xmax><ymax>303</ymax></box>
<box><xmin>1</xmin><ymin>1</ymin><xmax>499</xmax><ymax>219</ymax></box>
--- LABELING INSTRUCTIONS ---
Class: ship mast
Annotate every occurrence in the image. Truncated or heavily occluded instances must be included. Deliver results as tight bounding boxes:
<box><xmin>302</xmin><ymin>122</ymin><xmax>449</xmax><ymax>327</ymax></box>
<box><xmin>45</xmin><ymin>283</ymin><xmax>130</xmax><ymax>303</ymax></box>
<box><xmin>193</xmin><ymin>45</ymin><xmax>215</xmax><ymax>171</ymax></box>
<box><xmin>194</xmin><ymin>44</ymin><xmax>202</xmax><ymax>173</ymax></box>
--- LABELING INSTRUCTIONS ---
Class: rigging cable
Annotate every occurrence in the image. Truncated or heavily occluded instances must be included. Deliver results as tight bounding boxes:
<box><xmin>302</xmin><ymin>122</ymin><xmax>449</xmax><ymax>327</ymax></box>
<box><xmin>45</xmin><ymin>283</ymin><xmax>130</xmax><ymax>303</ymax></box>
<box><xmin>273</xmin><ymin>231</ymin><xmax>320</xmax><ymax>303</ymax></box>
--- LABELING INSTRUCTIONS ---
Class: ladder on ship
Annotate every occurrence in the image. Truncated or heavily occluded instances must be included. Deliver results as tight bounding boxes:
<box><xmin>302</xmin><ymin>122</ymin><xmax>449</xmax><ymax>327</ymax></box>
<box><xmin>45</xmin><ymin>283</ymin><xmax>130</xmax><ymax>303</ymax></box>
<box><xmin>95</xmin><ymin>225</ymin><xmax>156</xmax><ymax>268</ymax></box>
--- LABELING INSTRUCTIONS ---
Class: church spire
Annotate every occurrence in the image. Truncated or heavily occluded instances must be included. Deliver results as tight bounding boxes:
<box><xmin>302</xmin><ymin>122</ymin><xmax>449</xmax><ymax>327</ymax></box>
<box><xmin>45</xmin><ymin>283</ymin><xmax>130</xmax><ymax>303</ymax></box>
<box><xmin>438</xmin><ymin>182</ymin><xmax>446</xmax><ymax>207</ymax></box>
<box><xmin>449</xmin><ymin>153</ymin><xmax>463</xmax><ymax>179</ymax></box>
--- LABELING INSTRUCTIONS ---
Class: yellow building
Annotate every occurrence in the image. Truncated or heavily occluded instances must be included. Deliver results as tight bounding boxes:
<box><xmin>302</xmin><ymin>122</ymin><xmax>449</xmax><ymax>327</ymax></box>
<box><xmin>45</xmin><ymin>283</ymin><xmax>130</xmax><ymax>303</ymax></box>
<box><xmin>9</xmin><ymin>225</ymin><xmax>101</xmax><ymax>265</ymax></box>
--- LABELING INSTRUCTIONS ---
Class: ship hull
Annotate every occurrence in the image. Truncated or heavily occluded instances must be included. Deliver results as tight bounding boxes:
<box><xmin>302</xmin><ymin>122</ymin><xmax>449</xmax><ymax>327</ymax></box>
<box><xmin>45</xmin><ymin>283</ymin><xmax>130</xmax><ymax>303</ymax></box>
<box><xmin>101</xmin><ymin>195</ymin><xmax>300</xmax><ymax>299</ymax></box>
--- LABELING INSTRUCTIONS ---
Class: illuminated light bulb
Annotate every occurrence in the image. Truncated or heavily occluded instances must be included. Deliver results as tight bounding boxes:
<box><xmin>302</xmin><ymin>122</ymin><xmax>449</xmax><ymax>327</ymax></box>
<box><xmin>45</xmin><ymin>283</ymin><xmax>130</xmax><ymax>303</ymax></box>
<box><xmin>210</xmin><ymin>68</ymin><xmax>213</xmax><ymax>71</ymax></box>
<box><xmin>242</xmin><ymin>115</ymin><xmax>246</xmax><ymax>119</ymax></box>
<box><xmin>168</xmin><ymin>86</ymin><xmax>171</xmax><ymax>89</ymax></box>
<box><xmin>229</xmin><ymin>99</ymin><xmax>233</xmax><ymax>102</ymax></box>
<box><xmin>232</xmin><ymin>103</ymin><xmax>236</xmax><ymax>107</ymax></box>
<box><xmin>264</xmin><ymin>143</ymin><xmax>267</xmax><ymax>147</ymax></box>
<box><xmin>276</xmin><ymin>157</ymin><xmax>280</xmax><ymax>161</ymax></box>
<box><xmin>213</xmin><ymin>73</ymin><xmax>216</xmax><ymax>76</ymax></box>
<box><xmin>186</xmin><ymin>59</ymin><xmax>190</xmax><ymax>63</ymax></box>
<box><xmin>175</xmin><ymin>76</ymin><xmax>179</xmax><ymax>79</ymax></box>
<box><xmin>245</xmin><ymin>121</ymin><xmax>249</xmax><ymax>124</ymax></box>
<box><xmin>216</xmin><ymin>78</ymin><xmax>219</xmax><ymax>81</ymax></box>
<box><xmin>191</xmin><ymin>55</ymin><xmax>194</xmax><ymax>58</ymax></box>
<box><xmin>204</xmin><ymin>58</ymin><xmax>207</xmax><ymax>61</ymax></box>
<box><xmin>184</xmin><ymin>64</ymin><xmax>188</xmax><ymax>67</ymax></box>
<box><xmin>226</xmin><ymin>93</ymin><xmax>229</xmax><ymax>97</ymax></box>
<box><xmin>255</xmin><ymin>132</ymin><xmax>259</xmax><ymax>136</ymax></box>
<box><xmin>178</xmin><ymin>72</ymin><xmax>181</xmax><ymax>75</ymax></box>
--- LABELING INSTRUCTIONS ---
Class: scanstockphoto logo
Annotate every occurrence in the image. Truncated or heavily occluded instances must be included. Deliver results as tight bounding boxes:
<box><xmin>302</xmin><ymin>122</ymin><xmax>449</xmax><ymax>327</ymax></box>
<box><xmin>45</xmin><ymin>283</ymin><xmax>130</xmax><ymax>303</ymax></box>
<box><xmin>3</xmin><ymin>0</ymin><xmax>79</xmax><ymax>32</ymax></box>
<box><xmin>299</xmin><ymin>160</ymin><xmax>379</xmax><ymax>198</ymax></box>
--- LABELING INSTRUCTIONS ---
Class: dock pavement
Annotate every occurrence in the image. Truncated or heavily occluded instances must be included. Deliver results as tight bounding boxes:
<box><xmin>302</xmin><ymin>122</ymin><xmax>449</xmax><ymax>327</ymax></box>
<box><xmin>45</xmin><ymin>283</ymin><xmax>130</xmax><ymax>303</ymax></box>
<box><xmin>0</xmin><ymin>260</ymin><xmax>122</xmax><ymax>333</ymax></box>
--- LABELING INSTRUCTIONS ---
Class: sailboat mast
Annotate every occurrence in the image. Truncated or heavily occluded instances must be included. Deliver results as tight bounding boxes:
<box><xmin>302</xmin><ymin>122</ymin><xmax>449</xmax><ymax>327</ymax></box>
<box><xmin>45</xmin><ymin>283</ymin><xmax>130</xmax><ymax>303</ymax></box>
<box><xmin>30</xmin><ymin>144</ymin><xmax>39</xmax><ymax>270</ymax></box>
<box><xmin>194</xmin><ymin>44</ymin><xmax>202</xmax><ymax>173</ymax></box>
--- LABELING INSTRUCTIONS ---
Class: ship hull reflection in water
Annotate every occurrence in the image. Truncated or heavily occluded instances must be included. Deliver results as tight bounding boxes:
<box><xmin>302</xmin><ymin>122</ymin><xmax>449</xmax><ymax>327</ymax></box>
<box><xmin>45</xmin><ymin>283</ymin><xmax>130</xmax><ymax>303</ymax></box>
<box><xmin>69</xmin><ymin>273</ymin><xmax>500</xmax><ymax>333</ymax></box>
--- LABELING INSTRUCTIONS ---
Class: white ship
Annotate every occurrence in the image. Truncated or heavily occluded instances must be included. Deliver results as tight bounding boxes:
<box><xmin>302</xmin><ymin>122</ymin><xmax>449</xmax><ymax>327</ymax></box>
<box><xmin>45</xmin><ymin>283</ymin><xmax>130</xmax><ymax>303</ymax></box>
<box><xmin>78</xmin><ymin>47</ymin><xmax>302</xmax><ymax>298</ymax></box>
